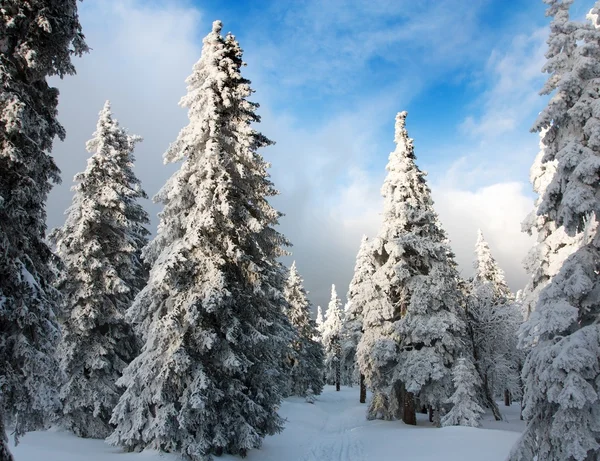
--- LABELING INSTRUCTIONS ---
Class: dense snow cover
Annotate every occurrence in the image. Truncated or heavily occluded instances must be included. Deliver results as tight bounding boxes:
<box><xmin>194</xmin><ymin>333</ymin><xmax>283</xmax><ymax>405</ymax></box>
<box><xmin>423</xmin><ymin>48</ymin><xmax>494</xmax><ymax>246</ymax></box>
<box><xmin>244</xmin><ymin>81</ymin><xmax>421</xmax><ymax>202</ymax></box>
<box><xmin>357</xmin><ymin>111</ymin><xmax>466</xmax><ymax>424</ymax></box>
<box><xmin>0</xmin><ymin>2</ymin><xmax>88</xmax><ymax>458</ymax></box>
<box><xmin>108</xmin><ymin>21</ymin><xmax>292</xmax><ymax>461</ymax></box>
<box><xmin>510</xmin><ymin>2</ymin><xmax>600</xmax><ymax>460</ymax></box>
<box><xmin>10</xmin><ymin>386</ymin><xmax>524</xmax><ymax>461</ymax></box>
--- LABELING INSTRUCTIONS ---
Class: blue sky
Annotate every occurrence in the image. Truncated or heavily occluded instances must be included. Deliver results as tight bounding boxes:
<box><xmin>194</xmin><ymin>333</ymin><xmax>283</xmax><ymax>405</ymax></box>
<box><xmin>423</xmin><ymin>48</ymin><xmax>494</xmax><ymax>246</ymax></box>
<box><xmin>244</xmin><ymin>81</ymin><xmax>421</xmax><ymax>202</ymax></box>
<box><xmin>48</xmin><ymin>0</ymin><xmax>594</xmax><ymax>308</ymax></box>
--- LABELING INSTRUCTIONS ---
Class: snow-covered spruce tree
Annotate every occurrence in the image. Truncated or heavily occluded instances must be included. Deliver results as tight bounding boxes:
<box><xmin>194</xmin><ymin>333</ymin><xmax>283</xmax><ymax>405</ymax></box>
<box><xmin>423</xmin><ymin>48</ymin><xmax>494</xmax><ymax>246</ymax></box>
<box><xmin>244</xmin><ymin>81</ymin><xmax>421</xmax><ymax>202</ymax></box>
<box><xmin>467</xmin><ymin>230</ymin><xmax>519</xmax><ymax>420</ymax></box>
<box><xmin>322</xmin><ymin>285</ymin><xmax>343</xmax><ymax>391</ymax></box>
<box><xmin>521</xmin><ymin>132</ymin><xmax>583</xmax><ymax>321</ymax></box>
<box><xmin>357</xmin><ymin>112</ymin><xmax>466</xmax><ymax>426</ymax></box>
<box><xmin>49</xmin><ymin>102</ymin><xmax>149</xmax><ymax>438</ymax></box>
<box><xmin>108</xmin><ymin>22</ymin><xmax>292</xmax><ymax>461</ymax></box>
<box><xmin>441</xmin><ymin>357</ymin><xmax>485</xmax><ymax>428</ymax></box>
<box><xmin>283</xmin><ymin>261</ymin><xmax>325</xmax><ymax>398</ymax></box>
<box><xmin>509</xmin><ymin>3</ymin><xmax>600</xmax><ymax>461</ymax></box>
<box><xmin>0</xmin><ymin>1</ymin><xmax>87</xmax><ymax>452</ymax></box>
<box><xmin>315</xmin><ymin>305</ymin><xmax>324</xmax><ymax>339</ymax></box>
<box><xmin>342</xmin><ymin>235</ymin><xmax>376</xmax><ymax>402</ymax></box>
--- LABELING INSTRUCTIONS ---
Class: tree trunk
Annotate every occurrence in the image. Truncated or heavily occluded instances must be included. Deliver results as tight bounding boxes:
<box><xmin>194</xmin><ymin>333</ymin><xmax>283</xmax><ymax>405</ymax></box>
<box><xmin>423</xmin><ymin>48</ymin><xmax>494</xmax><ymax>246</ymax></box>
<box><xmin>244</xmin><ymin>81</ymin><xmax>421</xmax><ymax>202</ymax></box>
<box><xmin>359</xmin><ymin>374</ymin><xmax>366</xmax><ymax>403</ymax></box>
<box><xmin>428</xmin><ymin>405</ymin><xmax>434</xmax><ymax>423</ymax></box>
<box><xmin>483</xmin><ymin>374</ymin><xmax>502</xmax><ymax>421</ymax></box>
<box><xmin>335</xmin><ymin>342</ymin><xmax>341</xmax><ymax>392</ymax></box>
<box><xmin>504</xmin><ymin>389</ymin><xmax>511</xmax><ymax>407</ymax></box>
<box><xmin>402</xmin><ymin>386</ymin><xmax>416</xmax><ymax>426</ymax></box>
<box><xmin>520</xmin><ymin>399</ymin><xmax>524</xmax><ymax>421</ymax></box>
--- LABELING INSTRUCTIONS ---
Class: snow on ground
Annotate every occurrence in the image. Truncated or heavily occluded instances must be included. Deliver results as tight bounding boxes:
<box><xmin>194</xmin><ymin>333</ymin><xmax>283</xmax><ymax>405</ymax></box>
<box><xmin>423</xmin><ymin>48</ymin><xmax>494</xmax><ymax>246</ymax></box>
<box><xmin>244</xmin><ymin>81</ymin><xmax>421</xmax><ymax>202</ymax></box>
<box><xmin>10</xmin><ymin>386</ymin><xmax>523</xmax><ymax>461</ymax></box>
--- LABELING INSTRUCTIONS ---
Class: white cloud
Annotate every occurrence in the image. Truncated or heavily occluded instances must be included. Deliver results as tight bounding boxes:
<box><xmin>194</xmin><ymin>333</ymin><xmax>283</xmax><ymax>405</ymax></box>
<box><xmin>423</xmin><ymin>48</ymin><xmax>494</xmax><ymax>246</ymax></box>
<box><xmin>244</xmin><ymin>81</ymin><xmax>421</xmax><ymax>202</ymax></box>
<box><xmin>432</xmin><ymin>181</ymin><xmax>534</xmax><ymax>289</ymax></box>
<box><xmin>49</xmin><ymin>0</ymin><xmax>203</xmax><ymax>231</ymax></box>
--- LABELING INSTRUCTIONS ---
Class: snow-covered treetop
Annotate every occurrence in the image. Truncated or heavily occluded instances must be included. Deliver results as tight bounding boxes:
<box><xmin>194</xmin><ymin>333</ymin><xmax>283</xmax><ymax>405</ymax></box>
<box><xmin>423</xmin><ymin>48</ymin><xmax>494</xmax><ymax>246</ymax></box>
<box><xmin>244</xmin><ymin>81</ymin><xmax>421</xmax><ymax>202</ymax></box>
<box><xmin>532</xmin><ymin>0</ymin><xmax>600</xmax><ymax>234</ymax></box>
<box><xmin>346</xmin><ymin>235</ymin><xmax>376</xmax><ymax>319</ymax></box>
<box><xmin>322</xmin><ymin>285</ymin><xmax>343</xmax><ymax>346</ymax></box>
<box><xmin>472</xmin><ymin>230</ymin><xmax>512</xmax><ymax>302</ymax></box>
<box><xmin>284</xmin><ymin>261</ymin><xmax>313</xmax><ymax>333</ymax></box>
<box><xmin>379</xmin><ymin>112</ymin><xmax>443</xmax><ymax>242</ymax></box>
<box><xmin>141</xmin><ymin>19</ymin><xmax>286</xmax><ymax>273</ymax></box>
<box><xmin>316</xmin><ymin>306</ymin><xmax>324</xmax><ymax>327</ymax></box>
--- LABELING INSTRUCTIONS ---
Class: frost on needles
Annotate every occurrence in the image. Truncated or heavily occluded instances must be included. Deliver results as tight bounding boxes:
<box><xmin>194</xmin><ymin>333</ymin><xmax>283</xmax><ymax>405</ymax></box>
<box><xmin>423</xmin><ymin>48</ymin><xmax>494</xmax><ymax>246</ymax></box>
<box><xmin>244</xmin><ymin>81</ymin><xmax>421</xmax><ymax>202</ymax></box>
<box><xmin>357</xmin><ymin>112</ymin><xmax>466</xmax><ymax>425</ymax></box>
<box><xmin>0</xmin><ymin>0</ymin><xmax>87</xmax><ymax>457</ymax></box>
<box><xmin>50</xmin><ymin>102</ymin><xmax>149</xmax><ymax>439</ymax></box>
<box><xmin>509</xmin><ymin>2</ymin><xmax>600</xmax><ymax>460</ymax></box>
<box><xmin>107</xmin><ymin>21</ymin><xmax>293</xmax><ymax>461</ymax></box>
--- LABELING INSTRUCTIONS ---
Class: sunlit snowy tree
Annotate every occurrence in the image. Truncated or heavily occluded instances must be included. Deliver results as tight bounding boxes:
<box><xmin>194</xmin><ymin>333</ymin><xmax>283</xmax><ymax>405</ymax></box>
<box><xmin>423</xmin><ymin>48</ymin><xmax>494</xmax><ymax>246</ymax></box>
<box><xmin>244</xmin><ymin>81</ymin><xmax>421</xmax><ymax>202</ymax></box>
<box><xmin>50</xmin><ymin>102</ymin><xmax>149</xmax><ymax>438</ymax></box>
<box><xmin>467</xmin><ymin>230</ymin><xmax>519</xmax><ymax>420</ymax></box>
<box><xmin>283</xmin><ymin>262</ymin><xmax>325</xmax><ymax>398</ymax></box>
<box><xmin>509</xmin><ymin>3</ymin><xmax>600</xmax><ymax>460</ymax></box>
<box><xmin>0</xmin><ymin>1</ymin><xmax>87</xmax><ymax>455</ymax></box>
<box><xmin>342</xmin><ymin>236</ymin><xmax>376</xmax><ymax>401</ymax></box>
<box><xmin>322</xmin><ymin>285</ymin><xmax>343</xmax><ymax>391</ymax></box>
<box><xmin>441</xmin><ymin>357</ymin><xmax>485</xmax><ymax>428</ymax></box>
<box><xmin>357</xmin><ymin>112</ymin><xmax>465</xmax><ymax>426</ymax></box>
<box><xmin>108</xmin><ymin>21</ymin><xmax>292</xmax><ymax>461</ymax></box>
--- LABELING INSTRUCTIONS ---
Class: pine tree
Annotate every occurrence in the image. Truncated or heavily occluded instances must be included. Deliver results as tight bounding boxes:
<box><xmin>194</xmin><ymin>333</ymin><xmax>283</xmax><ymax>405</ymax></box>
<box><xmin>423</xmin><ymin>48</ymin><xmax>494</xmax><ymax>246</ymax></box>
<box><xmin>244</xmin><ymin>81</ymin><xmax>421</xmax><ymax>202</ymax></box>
<box><xmin>342</xmin><ymin>236</ymin><xmax>376</xmax><ymax>400</ymax></box>
<box><xmin>322</xmin><ymin>285</ymin><xmax>343</xmax><ymax>391</ymax></box>
<box><xmin>509</xmin><ymin>3</ymin><xmax>600</xmax><ymax>460</ymax></box>
<box><xmin>0</xmin><ymin>1</ymin><xmax>87</xmax><ymax>453</ymax></box>
<box><xmin>49</xmin><ymin>102</ymin><xmax>149</xmax><ymax>438</ymax></box>
<box><xmin>357</xmin><ymin>112</ymin><xmax>465</xmax><ymax>426</ymax></box>
<box><xmin>108</xmin><ymin>21</ymin><xmax>292</xmax><ymax>461</ymax></box>
<box><xmin>283</xmin><ymin>262</ymin><xmax>325</xmax><ymax>398</ymax></box>
<box><xmin>468</xmin><ymin>230</ymin><xmax>519</xmax><ymax>420</ymax></box>
<box><xmin>441</xmin><ymin>357</ymin><xmax>485</xmax><ymax>428</ymax></box>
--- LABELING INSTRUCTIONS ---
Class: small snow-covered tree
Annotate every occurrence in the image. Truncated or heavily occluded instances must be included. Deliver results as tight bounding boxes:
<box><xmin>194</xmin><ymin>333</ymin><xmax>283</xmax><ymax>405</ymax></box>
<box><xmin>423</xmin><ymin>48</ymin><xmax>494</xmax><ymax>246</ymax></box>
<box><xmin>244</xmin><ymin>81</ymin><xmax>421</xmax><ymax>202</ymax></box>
<box><xmin>342</xmin><ymin>236</ymin><xmax>376</xmax><ymax>399</ymax></box>
<box><xmin>283</xmin><ymin>262</ymin><xmax>325</xmax><ymax>398</ymax></box>
<box><xmin>108</xmin><ymin>22</ymin><xmax>292</xmax><ymax>461</ymax></box>
<box><xmin>322</xmin><ymin>285</ymin><xmax>343</xmax><ymax>391</ymax></box>
<box><xmin>441</xmin><ymin>357</ymin><xmax>485</xmax><ymax>428</ymax></box>
<box><xmin>357</xmin><ymin>112</ymin><xmax>465</xmax><ymax>426</ymax></box>
<box><xmin>509</xmin><ymin>3</ymin><xmax>600</xmax><ymax>461</ymax></box>
<box><xmin>50</xmin><ymin>102</ymin><xmax>149</xmax><ymax>438</ymax></box>
<box><xmin>467</xmin><ymin>230</ymin><xmax>519</xmax><ymax>420</ymax></box>
<box><xmin>0</xmin><ymin>1</ymin><xmax>87</xmax><ymax>451</ymax></box>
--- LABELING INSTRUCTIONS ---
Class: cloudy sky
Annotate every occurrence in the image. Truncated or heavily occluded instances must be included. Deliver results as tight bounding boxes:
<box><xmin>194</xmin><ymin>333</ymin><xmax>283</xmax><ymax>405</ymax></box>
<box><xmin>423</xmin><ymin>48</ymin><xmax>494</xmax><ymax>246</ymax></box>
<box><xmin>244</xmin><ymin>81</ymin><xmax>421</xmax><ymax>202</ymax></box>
<box><xmin>48</xmin><ymin>0</ymin><xmax>593</xmax><ymax>309</ymax></box>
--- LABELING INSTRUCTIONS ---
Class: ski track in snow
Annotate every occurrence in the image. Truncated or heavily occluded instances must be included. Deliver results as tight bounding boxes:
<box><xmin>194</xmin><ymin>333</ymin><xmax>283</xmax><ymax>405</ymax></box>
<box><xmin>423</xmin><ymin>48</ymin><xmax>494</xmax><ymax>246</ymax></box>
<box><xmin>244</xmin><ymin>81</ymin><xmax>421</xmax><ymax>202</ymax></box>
<box><xmin>301</xmin><ymin>395</ymin><xmax>366</xmax><ymax>461</ymax></box>
<box><xmin>10</xmin><ymin>385</ymin><xmax>523</xmax><ymax>461</ymax></box>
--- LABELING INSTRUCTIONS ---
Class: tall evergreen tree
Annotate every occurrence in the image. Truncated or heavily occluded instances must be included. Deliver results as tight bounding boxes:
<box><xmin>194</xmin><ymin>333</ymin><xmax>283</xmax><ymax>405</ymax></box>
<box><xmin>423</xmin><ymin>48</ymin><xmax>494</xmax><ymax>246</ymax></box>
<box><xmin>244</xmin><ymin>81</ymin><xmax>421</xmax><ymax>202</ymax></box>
<box><xmin>108</xmin><ymin>21</ymin><xmax>292</xmax><ymax>461</ymax></box>
<box><xmin>283</xmin><ymin>262</ymin><xmax>325</xmax><ymax>398</ymax></box>
<box><xmin>509</xmin><ymin>3</ymin><xmax>600</xmax><ymax>460</ymax></box>
<box><xmin>342</xmin><ymin>236</ymin><xmax>376</xmax><ymax>400</ymax></box>
<box><xmin>0</xmin><ymin>1</ymin><xmax>87</xmax><ymax>455</ymax></box>
<box><xmin>468</xmin><ymin>230</ymin><xmax>519</xmax><ymax>421</ymax></box>
<box><xmin>322</xmin><ymin>285</ymin><xmax>343</xmax><ymax>391</ymax></box>
<box><xmin>357</xmin><ymin>112</ymin><xmax>465</xmax><ymax>426</ymax></box>
<box><xmin>50</xmin><ymin>102</ymin><xmax>149</xmax><ymax>438</ymax></box>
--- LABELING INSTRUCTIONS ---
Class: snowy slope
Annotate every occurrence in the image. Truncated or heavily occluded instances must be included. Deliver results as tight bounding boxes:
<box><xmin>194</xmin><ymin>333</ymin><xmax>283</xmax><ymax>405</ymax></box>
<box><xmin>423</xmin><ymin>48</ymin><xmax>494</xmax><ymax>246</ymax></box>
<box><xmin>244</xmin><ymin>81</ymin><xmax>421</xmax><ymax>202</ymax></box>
<box><xmin>10</xmin><ymin>386</ymin><xmax>522</xmax><ymax>461</ymax></box>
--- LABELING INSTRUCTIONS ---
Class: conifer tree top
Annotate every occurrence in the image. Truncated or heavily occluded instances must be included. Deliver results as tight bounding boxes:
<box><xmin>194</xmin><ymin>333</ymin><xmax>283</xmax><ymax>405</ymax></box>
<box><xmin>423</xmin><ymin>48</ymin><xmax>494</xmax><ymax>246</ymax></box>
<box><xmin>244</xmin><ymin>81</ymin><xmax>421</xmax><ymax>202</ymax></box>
<box><xmin>212</xmin><ymin>19</ymin><xmax>223</xmax><ymax>33</ymax></box>
<box><xmin>379</xmin><ymin>111</ymin><xmax>440</xmax><ymax>241</ymax></box>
